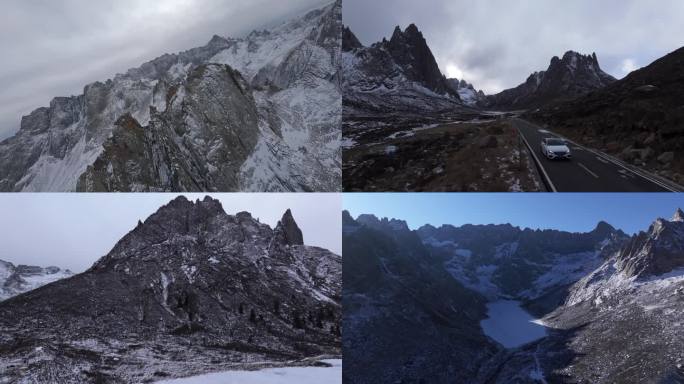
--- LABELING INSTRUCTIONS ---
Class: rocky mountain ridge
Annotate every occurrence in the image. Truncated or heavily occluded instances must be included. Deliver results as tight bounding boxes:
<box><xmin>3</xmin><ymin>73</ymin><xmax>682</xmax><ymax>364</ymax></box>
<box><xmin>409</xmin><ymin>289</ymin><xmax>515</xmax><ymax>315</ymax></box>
<box><xmin>486</xmin><ymin>50</ymin><xmax>616</xmax><ymax>109</ymax></box>
<box><xmin>0</xmin><ymin>1</ymin><xmax>342</xmax><ymax>192</ymax></box>
<box><xmin>0</xmin><ymin>196</ymin><xmax>341</xmax><ymax>383</ymax></box>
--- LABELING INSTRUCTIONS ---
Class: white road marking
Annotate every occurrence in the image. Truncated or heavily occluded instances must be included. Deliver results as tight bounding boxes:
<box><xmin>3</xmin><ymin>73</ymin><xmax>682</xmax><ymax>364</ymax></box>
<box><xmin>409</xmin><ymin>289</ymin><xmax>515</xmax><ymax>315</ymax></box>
<box><xmin>596</xmin><ymin>156</ymin><xmax>610</xmax><ymax>164</ymax></box>
<box><xmin>578</xmin><ymin>163</ymin><xmax>599</xmax><ymax>179</ymax></box>
<box><xmin>517</xmin><ymin>118</ymin><xmax>679</xmax><ymax>192</ymax></box>
<box><xmin>518</xmin><ymin>130</ymin><xmax>558</xmax><ymax>192</ymax></box>
<box><xmin>538</xmin><ymin>129</ymin><xmax>551</xmax><ymax>134</ymax></box>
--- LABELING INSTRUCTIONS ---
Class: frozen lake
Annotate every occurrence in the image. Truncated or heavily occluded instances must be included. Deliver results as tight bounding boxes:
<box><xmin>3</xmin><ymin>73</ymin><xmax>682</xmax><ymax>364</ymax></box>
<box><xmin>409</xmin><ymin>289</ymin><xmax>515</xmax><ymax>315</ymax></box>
<box><xmin>157</xmin><ymin>359</ymin><xmax>341</xmax><ymax>384</ymax></box>
<box><xmin>480</xmin><ymin>300</ymin><xmax>547</xmax><ymax>348</ymax></box>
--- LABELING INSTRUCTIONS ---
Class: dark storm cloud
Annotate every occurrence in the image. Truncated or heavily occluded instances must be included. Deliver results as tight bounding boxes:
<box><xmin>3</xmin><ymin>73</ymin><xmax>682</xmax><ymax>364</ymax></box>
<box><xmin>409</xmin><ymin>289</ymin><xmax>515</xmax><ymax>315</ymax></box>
<box><xmin>0</xmin><ymin>0</ymin><xmax>327</xmax><ymax>139</ymax></box>
<box><xmin>343</xmin><ymin>0</ymin><xmax>684</xmax><ymax>94</ymax></box>
<box><xmin>0</xmin><ymin>194</ymin><xmax>342</xmax><ymax>273</ymax></box>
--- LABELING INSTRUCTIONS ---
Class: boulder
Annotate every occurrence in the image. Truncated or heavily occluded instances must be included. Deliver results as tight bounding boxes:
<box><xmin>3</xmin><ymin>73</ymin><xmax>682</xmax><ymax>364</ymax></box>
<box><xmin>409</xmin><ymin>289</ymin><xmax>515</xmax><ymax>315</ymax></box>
<box><xmin>658</xmin><ymin>151</ymin><xmax>675</xmax><ymax>164</ymax></box>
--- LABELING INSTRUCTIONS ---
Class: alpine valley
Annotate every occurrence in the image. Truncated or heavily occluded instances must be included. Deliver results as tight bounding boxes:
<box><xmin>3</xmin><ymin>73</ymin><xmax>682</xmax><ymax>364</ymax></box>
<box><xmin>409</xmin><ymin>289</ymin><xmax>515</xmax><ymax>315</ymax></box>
<box><xmin>342</xmin><ymin>21</ymin><xmax>684</xmax><ymax>192</ymax></box>
<box><xmin>0</xmin><ymin>1</ymin><xmax>341</xmax><ymax>192</ymax></box>
<box><xmin>343</xmin><ymin>210</ymin><xmax>684</xmax><ymax>383</ymax></box>
<box><xmin>0</xmin><ymin>196</ymin><xmax>342</xmax><ymax>382</ymax></box>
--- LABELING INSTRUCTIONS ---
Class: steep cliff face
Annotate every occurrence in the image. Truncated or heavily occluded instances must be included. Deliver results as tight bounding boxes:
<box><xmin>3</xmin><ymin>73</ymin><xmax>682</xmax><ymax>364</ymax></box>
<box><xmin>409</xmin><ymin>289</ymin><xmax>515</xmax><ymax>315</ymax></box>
<box><xmin>76</xmin><ymin>64</ymin><xmax>259</xmax><ymax>192</ymax></box>
<box><xmin>0</xmin><ymin>196</ymin><xmax>341</xmax><ymax>382</ymax></box>
<box><xmin>0</xmin><ymin>1</ymin><xmax>342</xmax><ymax>192</ymax></box>
<box><xmin>342</xmin><ymin>24</ymin><xmax>463</xmax><ymax>114</ymax></box>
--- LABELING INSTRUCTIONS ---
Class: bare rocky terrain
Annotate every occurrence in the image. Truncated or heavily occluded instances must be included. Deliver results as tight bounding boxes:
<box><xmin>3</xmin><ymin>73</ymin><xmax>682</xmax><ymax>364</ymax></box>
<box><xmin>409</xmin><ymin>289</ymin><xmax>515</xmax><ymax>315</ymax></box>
<box><xmin>0</xmin><ymin>197</ymin><xmax>341</xmax><ymax>383</ymax></box>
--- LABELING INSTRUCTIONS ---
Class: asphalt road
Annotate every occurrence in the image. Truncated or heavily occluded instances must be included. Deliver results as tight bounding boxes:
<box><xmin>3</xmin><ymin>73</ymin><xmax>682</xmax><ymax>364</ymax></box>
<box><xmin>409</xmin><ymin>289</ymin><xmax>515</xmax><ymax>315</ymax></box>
<box><xmin>512</xmin><ymin>118</ymin><xmax>675</xmax><ymax>192</ymax></box>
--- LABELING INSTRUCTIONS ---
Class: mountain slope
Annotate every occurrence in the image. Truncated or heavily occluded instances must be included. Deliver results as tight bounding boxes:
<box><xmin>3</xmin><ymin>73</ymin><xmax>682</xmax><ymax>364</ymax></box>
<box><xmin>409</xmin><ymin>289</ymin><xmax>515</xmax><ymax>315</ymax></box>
<box><xmin>0</xmin><ymin>260</ymin><xmax>72</xmax><ymax>301</ymax></box>
<box><xmin>487</xmin><ymin>51</ymin><xmax>616</xmax><ymax>110</ymax></box>
<box><xmin>520</xmin><ymin>209</ymin><xmax>684</xmax><ymax>383</ymax></box>
<box><xmin>342</xmin><ymin>24</ymin><xmax>465</xmax><ymax>114</ymax></box>
<box><xmin>343</xmin><ymin>211</ymin><xmax>500</xmax><ymax>384</ymax></box>
<box><xmin>528</xmin><ymin>46</ymin><xmax>684</xmax><ymax>185</ymax></box>
<box><xmin>0</xmin><ymin>1</ymin><xmax>341</xmax><ymax>192</ymax></box>
<box><xmin>0</xmin><ymin>197</ymin><xmax>341</xmax><ymax>383</ymax></box>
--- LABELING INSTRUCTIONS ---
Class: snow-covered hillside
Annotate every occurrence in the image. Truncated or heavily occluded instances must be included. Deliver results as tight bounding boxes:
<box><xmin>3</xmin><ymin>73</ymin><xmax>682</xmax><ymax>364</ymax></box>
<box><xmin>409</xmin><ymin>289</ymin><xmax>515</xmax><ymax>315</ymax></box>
<box><xmin>157</xmin><ymin>359</ymin><xmax>341</xmax><ymax>384</ymax></box>
<box><xmin>0</xmin><ymin>259</ymin><xmax>72</xmax><ymax>301</ymax></box>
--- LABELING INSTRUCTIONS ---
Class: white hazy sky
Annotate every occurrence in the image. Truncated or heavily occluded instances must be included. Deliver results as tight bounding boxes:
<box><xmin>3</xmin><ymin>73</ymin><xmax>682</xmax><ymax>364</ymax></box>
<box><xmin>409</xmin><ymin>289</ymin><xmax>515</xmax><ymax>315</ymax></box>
<box><xmin>344</xmin><ymin>0</ymin><xmax>684</xmax><ymax>94</ymax></box>
<box><xmin>0</xmin><ymin>193</ymin><xmax>341</xmax><ymax>272</ymax></box>
<box><xmin>0</xmin><ymin>0</ymin><xmax>327</xmax><ymax>140</ymax></box>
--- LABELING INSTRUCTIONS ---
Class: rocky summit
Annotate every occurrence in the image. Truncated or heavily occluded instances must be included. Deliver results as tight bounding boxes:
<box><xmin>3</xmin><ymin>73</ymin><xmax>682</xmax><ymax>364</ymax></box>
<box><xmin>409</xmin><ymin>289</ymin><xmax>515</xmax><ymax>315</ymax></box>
<box><xmin>0</xmin><ymin>196</ymin><xmax>341</xmax><ymax>383</ymax></box>
<box><xmin>0</xmin><ymin>1</ymin><xmax>342</xmax><ymax>192</ymax></box>
<box><xmin>342</xmin><ymin>24</ymin><xmax>468</xmax><ymax>115</ymax></box>
<box><xmin>486</xmin><ymin>51</ymin><xmax>616</xmax><ymax>109</ymax></box>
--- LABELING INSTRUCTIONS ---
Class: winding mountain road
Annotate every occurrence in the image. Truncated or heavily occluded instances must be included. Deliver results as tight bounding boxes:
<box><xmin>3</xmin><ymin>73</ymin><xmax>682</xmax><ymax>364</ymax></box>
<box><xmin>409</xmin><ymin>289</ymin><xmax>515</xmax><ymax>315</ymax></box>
<box><xmin>513</xmin><ymin>118</ymin><xmax>679</xmax><ymax>192</ymax></box>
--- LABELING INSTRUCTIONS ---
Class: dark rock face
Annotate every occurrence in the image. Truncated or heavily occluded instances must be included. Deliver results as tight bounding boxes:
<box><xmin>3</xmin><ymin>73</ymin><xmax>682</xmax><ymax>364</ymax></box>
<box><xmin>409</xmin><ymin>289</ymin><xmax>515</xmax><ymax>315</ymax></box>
<box><xmin>487</xmin><ymin>51</ymin><xmax>616</xmax><ymax>109</ymax></box>
<box><xmin>386</xmin><ymin>24</ymin><xmax>455</xmax><ymax>96</ymax></box>
<box><xmin>342</xmin><ymin>24</ymin><xmax>464</xmax><ymax>115</ymax></box>
<box><xmin>0</xmin><ymin>196</ymin><xmax>341</xmax><ymax>382</ymax></box>
<box><xmin>343</xmin><ymin>213</ymin><xmax>496</xmax><ymax>384</ymax></box>
<box><xmin>527</xmin><ymin>46</ymin><xmax>684</xmax><ymax>185</ymax></box>
<box><xmin>276</xmin><ymin>209</ymin><xmax>305</xmax><ymax>246</ymax></box>
<box><xmin>342</xmin><ymin>26</ymin><xmax>362</xmax><ymax>52</ymax></box>
<box><xmin>76</xmin><ymin>64</ymin><xmax>259</xmax><ymax>192</ymax></box>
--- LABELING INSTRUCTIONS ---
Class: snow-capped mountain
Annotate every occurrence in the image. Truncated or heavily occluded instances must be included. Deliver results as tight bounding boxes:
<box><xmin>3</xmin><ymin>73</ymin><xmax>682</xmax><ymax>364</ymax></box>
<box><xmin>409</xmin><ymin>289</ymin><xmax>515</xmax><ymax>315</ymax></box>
<box><xmin>0</xmin><ymin>197</ymin><xmax>341</xmax><ymax>382</ymax></box>
<box><xmin>0</xmin><ymin>1</ymin><xmax>341</xmax><ymax>192</ymax></box>
<box><xmin>417</xmin><ymin>220</ymin><xmax>627</xmax><ymax>303</ymax></box>
<box><xmin>342</xmin><ymin>24</ymin><xmax>464</xmax><ymax>114</ymax></box>
<box><xmin>486</xmin><ymin>51</ymin><xmax>616</xmax><ymax>109</ymax></box>
<box><xmin>0</xmin><ymin>259</ymin><xmax>72</xmax><ymax>301</ymax></box>
<box><xmin>446</xmin><ymin>78</ymin><xmax>487</xmax><ymax>106</ymax></box>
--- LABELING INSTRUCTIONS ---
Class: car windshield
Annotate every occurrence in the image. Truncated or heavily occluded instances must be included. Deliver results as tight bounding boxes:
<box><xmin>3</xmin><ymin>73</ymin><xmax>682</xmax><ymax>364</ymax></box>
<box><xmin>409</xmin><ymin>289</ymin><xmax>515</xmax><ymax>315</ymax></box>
<box><xmin>546</xmin><ymin>139</ymin><xmax>565</xmax><ymax>146</ymax></box>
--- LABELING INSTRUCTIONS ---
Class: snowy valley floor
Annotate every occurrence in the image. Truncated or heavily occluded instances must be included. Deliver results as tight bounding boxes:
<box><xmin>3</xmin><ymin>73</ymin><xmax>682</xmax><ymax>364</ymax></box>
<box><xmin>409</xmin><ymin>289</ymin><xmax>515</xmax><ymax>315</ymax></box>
<box><xmin>157</xmin><ymin>359</ymin><xmax>342</xmax><ymax>384</ymax></box>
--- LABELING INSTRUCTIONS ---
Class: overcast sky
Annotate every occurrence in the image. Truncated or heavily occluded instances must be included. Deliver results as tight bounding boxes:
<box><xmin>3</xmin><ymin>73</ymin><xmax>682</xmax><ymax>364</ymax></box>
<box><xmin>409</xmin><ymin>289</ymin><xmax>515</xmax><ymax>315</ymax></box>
<box><xmin>0</xmin><ymin>0</ymin><xmax>326</xmax><ymax>140</ymax></box>
<box><xmin>0</xmin><ymin>193</ymin><xmax>341</xmax><ymax>273</ymax></box>
<box><xmin>344</xmin><ymin>0</ymin><xmax>684</xmax><ymax>94</ymax></box>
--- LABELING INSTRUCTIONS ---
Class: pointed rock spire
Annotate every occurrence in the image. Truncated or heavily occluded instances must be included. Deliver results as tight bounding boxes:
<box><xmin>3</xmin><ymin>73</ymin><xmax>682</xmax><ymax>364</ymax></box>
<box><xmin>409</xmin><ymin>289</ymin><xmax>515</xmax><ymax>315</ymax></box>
<box><xmin>672</xmin><ymin>208</ymin><xmax>684</xmax><ymax>222</ymax></box>
<box><xmin>279</xmin><ymin>209</ymin><xmax>304</xmax><ymax>245</ymax></box>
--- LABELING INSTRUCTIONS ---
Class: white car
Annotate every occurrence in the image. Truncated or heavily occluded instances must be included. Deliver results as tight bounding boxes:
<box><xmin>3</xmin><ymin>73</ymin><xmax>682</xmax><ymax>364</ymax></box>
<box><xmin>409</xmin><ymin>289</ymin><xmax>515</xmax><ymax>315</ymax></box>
<box><xmin>541</xmin><ymin>138</ymin><xmax>572</xmax><ymax>160</ymax></box>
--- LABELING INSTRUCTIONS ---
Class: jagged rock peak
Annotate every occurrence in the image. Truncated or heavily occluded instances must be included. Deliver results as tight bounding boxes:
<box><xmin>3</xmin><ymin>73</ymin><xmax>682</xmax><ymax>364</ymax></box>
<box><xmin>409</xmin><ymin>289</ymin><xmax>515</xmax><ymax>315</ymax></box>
<box><xmin>357</xmin><ymin>214</ymin><xmax>410</xmax><ymax>232</ymax></box>
<box><xmin>342</xmin><ymin>26</ymin><xmax>363</xmax><ymax>51</ymax></box>
<box><xmin>277</xmin><ymin>209</ymin><xmax>304</xmax><ymax>245</ymax></box>
<box><xmin>593</xmin><ymin>220</ymin><xmax>616</xmax><ymax>235</ymax></box>
<box><xmin>145</xmin><ymin>195</ymin><xmax>226</xmax><ymax>225</ymax></box>
<box><xmin>671</xmin><ymin>208</ymin><xmax>684</xmax><ymax>222</ymax></box>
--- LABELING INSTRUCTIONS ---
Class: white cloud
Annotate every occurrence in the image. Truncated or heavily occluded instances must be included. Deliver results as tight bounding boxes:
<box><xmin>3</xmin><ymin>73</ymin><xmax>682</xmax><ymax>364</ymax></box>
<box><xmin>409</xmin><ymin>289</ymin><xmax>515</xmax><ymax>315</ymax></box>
<box><xmin>620</xmin><ymin>58</ymin><xmax>639</xmax><ymax>75</ymax></box>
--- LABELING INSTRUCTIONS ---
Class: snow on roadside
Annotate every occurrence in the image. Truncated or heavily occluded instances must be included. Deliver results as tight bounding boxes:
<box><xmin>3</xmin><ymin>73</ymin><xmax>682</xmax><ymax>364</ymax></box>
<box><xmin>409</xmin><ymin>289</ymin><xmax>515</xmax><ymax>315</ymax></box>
<box><xmin>156</xmin><ymin>360</ymin><xmax>342</xmax><ymax>384</ymax></box>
